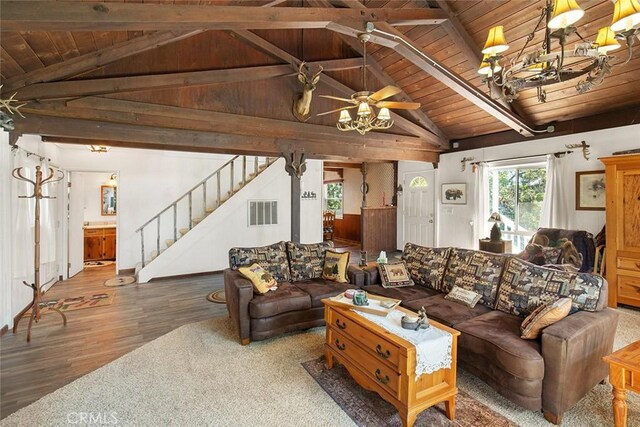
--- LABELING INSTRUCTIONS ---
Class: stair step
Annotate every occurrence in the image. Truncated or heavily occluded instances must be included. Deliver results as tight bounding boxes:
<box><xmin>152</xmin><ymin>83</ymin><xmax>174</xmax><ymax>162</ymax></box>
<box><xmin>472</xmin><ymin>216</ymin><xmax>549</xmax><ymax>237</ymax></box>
<box><xmin>205</xmin><ymin>207</ymin><xmax>215</xmax><ymax>214</ymax></box>
<box><xmin>179</xmin><ymin>227</ymin><xmax>189</xmax><ymax>236</ymax></box>
<box><xmin>192</xmin><ymin>217</ymin><xmax>204</xmax><ymax>225</ymax></box>
<box><xmin>166</xmin><ymin>239</ymin><xmax>175</xmax><ymax>247</ymax></box>
<box><xmin>151</xmin><ymin>250</ymin><xmax>159</xmax><ymax>260</ymax></box>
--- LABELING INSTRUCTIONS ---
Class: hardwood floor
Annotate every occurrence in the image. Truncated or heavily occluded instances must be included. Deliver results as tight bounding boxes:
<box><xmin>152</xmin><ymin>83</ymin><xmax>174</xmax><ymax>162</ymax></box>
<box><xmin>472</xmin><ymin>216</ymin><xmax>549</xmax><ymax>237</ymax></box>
<box><xmin>0</xmin><ymin>266</ymin><xmax>227</xmax><ymax>419</ymax></box>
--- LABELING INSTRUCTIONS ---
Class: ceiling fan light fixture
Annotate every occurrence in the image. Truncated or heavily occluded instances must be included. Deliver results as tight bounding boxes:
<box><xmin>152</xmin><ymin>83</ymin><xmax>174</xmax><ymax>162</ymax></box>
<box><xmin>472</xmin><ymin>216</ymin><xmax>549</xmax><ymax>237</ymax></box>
<box><xmin>478</xmin><ymin>55</ymin><xmax>502</xmax><ymax>75</ymax></box>
<box><xmin>548</xmin><ymin>0</ymin><xmax>585</xmax><ymax>29</ymax></box>
<box><xmin>377</xmin><ymin>107</ymin><xmax>391</xmax><ymax>121</ymax></box>
<box><xmin>482</xmin><ymin>26</ymin><xmax>509</xmax><ymax>55</ymax></box>
<box><xmin>611</xmin><ymin>0</ymin><xmax>640</xmax><ymax>32</ymax></box>
<box><xmin>595</xmin><ymin>26</ymin><xmax>621</xmax><ymax>53</ymax></box>
<box><xmin>357</xmin><ymin>102</ymin><xmax>372</xmax><ymax>117</ymax></box>
<box><xmin>338</xmin><ymin>109</ymin><xmax>352</xmax><ymax>123</ymax></box>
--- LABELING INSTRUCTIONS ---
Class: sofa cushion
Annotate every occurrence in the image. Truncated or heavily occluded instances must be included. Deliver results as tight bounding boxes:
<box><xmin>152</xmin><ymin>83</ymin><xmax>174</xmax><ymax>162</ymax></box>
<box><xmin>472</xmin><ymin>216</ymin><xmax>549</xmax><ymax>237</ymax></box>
<box><xmin>229</xmin><ymin>241</ymin><xmax>291</xmax><ymax>282</ymax></box>
<box><xmin>362</xmin><ymin>284</ymin><xmax>438</xmax><ymax>302</ymax></box>
<box><xmin>322</xmin><ymin>250</ymin><xmax>350</xmax><ymax>283</ymax></box>
<box><xmin>286</xmin><ymin>241</ymin><xmax>333</xmax><ymax>281</ymax></box>
<box><xmin>520</xmin><ymin>297</ymin><xmax>572</xmax><ymax>340</ymax></box>
<box><xmin>496</xmin><ymin>257</ymin><xmax>604</xmax><ymax>317</ymax></box>
<box><xmin>445</xmin><ymin>249</ymin><xmax>507</xmax><ymax>308</ymax></box>
<box><xmin>403</xmin><ymin>294</ymin><xmax>492</xmax><ymax>327</ymax></box>
<box><xmin>456</xmin><ymin>311</ymin><xmax>544</xmax><ymax>381</ymax></box>
<box><xmin>401</xmin><ymin>243</ymin><xmax>450</xmax><ymax>290</ymax></box>
<box><xmin>293</xmin><ymin>279</ymin><xmax>355</xmax><ymax>308</ymax></box>
<box><xmin>248</xmin><ymin>283</ymin><xmax>311</xmax><ymax>318</ymax></box>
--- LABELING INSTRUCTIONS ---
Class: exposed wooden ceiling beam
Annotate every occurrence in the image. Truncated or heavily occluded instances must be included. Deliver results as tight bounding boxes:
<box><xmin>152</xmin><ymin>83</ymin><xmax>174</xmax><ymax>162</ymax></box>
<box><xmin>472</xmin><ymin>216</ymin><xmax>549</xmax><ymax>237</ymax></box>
<box><xmin>228</xmin><ymin>30</ymin><xmax>446</xmax><ymax>148</ymax></box>
<box><xmin>1</xmin><ymin>3</ymin><xmax>448</xmax><ymax>32</ymax></box>
<box><xmin>308</xmin><ymin>0</ymin><xmax>448</xmax><ymax>147</ymax></box>
<box><xmin>328</xmin><ymin>1</ymin><xmax>537</xmax><ymax>137</ymax></box>
<box><xmin>15</xmin><ymin>114</ymin><xmax>439</xmax><ymax>162</ymax></box>
<box><xmin>22</xmin><ymin>97</ymin><xmax>441</xmax><ymax>153</ymax></box>
<box><xmin>0</xmin><ymin>30</ymin><xmax>204</xmax><ymax>94</ymax></box>
<box><xmin>13</xmin><ymin>58</ymin><xmax>364</xmax><ymax>101</ymax></box>
<box><xmin>450</xmin><ymin>105</ymin><xmax>640</xmax><ymax>151</ymax></box>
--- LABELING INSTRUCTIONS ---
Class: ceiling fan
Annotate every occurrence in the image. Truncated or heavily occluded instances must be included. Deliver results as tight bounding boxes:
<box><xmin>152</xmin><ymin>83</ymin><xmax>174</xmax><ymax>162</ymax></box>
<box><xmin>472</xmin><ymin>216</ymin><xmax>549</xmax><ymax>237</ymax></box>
<box><xmin>317</xmin><ymin>33</ymin><xmax>420</xmax><ymax>135</ymax></box>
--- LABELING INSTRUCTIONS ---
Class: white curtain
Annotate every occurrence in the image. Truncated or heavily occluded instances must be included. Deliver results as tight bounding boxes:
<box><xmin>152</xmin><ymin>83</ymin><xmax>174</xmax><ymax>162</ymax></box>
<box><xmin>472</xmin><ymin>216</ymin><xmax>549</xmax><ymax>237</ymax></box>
<box><xmin>0</xmin><ymin>142</ymin><xmax>14</xmax><ymax>328</ymax></box>
<box><xmin>473</xmin><ymin>162</ymin><xmax>489</xmax><ymax>247</ymax></box>
<box><xmin>39</xmin><ymin>158</ymin><xmax>60</xmax><ymax>291</ymax></box>
<box><xmin>540</xmin><ymin>154</ymin><xmax>570</xmax><ymax>229</ymax></box>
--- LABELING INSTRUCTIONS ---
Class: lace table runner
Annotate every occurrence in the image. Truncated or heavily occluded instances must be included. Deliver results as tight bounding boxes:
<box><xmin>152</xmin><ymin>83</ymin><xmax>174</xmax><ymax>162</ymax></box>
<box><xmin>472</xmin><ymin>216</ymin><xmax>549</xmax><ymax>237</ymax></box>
<box><xmin>354</xmin><ymin>309</ymin><xmax>452</xmax><ymax>377</ymax></box>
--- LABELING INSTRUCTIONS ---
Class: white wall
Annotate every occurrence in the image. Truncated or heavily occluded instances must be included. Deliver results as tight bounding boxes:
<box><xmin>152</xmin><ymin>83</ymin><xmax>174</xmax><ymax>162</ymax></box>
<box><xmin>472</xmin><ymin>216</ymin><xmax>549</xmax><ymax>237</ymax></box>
<box><xmin>138</xmin><ymin>159</ymin><xmax>323</xmax><ymax>282</ymax></box>
<box><xmin>436</xmin><ymin>124</ymin><xmax>640</xmax><ymax>250</ymax></box>
<box><xmin>77</xmin><ymin>172</ymin><xmax>115</xmax><ymax>224</ymax></box>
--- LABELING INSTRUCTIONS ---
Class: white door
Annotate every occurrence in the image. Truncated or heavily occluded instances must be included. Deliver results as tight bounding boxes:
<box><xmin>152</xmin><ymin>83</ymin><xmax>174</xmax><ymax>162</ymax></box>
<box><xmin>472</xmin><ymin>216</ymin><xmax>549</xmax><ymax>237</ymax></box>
<box><xmin>402</xmin><ymin>171</ymin><xmax>435</xmax><ymax>247</ymax></box>
<box><xmin>68</xmin><ymin>172</ymin><xmax>85</xmax><ymax>277</ymax></box>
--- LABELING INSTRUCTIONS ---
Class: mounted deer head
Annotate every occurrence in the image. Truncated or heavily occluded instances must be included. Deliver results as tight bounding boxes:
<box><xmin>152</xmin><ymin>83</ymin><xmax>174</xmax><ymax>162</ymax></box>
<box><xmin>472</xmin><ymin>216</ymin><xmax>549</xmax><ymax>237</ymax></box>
<box><xmin>0</xmin><ymin>86</ymin><xmax>26</xmax><ymax>131</ymax></box>
<box><xmin>292</xmin><ymin>62</ymin><xmax>322</xmax><ymax>122</ymax></box>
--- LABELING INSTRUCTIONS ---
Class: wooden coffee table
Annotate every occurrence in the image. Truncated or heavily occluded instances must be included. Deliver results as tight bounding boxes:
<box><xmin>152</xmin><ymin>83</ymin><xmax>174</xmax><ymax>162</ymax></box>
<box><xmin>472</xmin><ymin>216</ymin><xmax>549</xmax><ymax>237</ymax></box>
<box><xmin>603</xmin><ymin>340</ymin><xmax>640</xmax><ymax>427</ymax></box>
<box><xmin>322</xmin><ymin>299</ymin><xmax>460</xmax><ymax>427</ymax></box>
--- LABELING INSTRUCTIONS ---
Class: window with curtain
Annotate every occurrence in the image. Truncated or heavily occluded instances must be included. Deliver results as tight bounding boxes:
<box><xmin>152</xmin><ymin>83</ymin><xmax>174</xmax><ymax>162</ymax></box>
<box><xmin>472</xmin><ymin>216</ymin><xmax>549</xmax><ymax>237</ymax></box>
<box><xmin>487</xmin><ymin>162</ymin><xmax>547</xmax><ymax>251</ymax></box>
<box><xmin>324</xmin><ymin>182</ymin><xmax>343</xmax><ymax>218</ymax></box>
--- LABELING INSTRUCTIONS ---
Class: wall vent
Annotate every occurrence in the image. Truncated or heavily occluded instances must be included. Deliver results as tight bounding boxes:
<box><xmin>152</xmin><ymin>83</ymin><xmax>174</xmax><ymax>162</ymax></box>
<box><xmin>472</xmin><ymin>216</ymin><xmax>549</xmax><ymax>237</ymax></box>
<box><xmin>248</xmin><ymin>200</ymin><xmax>278</xmax><ymax>226</ymax></box>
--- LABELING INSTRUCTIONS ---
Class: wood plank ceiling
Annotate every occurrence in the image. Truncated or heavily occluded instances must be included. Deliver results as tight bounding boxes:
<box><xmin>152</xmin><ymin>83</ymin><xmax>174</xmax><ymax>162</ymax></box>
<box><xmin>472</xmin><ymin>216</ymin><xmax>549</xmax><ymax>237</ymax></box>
<box><xmin>1</xmin><ymin>0</ymin><xmax>639</xmax><ymax>160</ymax></box>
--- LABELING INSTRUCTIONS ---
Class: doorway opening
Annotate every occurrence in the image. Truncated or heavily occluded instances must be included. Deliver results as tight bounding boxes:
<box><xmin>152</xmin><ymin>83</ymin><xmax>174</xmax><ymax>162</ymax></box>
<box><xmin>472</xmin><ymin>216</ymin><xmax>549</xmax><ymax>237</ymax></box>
<box><xmin>322</xmin><ymin>162</ymin><xmax>362</xmax><ymax>250</ymax></box>
<box><xmin>68</xmin><ymin>171</ymin><xmax>119</xmax><ymax>280</ymax></box>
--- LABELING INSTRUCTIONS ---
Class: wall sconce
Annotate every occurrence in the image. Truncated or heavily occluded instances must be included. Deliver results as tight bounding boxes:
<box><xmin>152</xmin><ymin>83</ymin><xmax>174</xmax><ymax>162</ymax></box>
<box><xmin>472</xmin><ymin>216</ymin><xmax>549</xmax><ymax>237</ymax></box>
<box><xmin>107</xmin><ymin>173</ymin><xmax>118</xmax><ymax>187</ymax></box>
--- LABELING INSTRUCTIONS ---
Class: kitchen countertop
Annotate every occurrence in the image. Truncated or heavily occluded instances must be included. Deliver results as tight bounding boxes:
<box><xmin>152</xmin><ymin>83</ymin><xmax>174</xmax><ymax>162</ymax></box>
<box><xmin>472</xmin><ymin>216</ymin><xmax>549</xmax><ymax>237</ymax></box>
<box><xmin>83</xmin><ymin>224</ymin><xmax>116</xmax><ymax>229</ymax></box>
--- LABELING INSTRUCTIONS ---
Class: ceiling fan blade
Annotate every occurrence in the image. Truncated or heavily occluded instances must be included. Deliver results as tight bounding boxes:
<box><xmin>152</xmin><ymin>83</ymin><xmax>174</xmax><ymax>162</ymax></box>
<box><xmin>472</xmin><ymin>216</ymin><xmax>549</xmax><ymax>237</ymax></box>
<box><xmin>375</xmin><ymin>101</ymin><xmax>421</xmax><ymax>110</ymax></box>
<box><xmin>319</xmin><ymin>94</ymin><xmax>355</xmax><ymax>103</ymax></box>
<box><xmin>368</xmin><ymin>85</ymin><xmax>402</xmax><ymax>102</ymax></box>
<box><xmin>316</xmin><ymin>105</ymin><xmax>358</xmax><ymax>117</ymax></box>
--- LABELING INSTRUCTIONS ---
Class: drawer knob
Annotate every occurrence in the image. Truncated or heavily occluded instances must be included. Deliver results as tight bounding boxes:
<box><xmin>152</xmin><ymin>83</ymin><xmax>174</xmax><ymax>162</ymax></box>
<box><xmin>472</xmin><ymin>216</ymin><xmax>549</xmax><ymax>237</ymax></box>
<box><xmin>375</xmin><ymin>344</ymin><xmax>391</xmax><ymax>359</ymax></box>
<box><xmin>375</xmin><ymin>369</ymin><xmax>390</xmax><ymax>385</ymax></box>
<box><xmin>335</xmin><ymin>339</ymin><xmax>346</xmax><ymax>350</ymax></box>
<box><xmin>335</xmin><ymin>319</ymin><xmax>347</xmax><ymax>330</ymax></box>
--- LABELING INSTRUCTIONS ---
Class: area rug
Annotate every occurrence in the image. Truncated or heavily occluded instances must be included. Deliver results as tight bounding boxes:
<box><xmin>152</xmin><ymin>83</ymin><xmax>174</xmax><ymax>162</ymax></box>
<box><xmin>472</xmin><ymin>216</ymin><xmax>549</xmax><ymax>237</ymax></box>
<box><xmin>84</xmin><ymin>260</ymin><xmax>115</xmax><ymax>268</ymax></box>
<box><xmin>206</xmin><ymin>289</ymin><xmax>225</xmax><ymax>303</ymax></box>
<box><xmin>104</xmin><ymin>276</ymin><xmax>136</xmax><ymax>287</ymax></box>
<box><xmin>302</xmin><ymin>356</ymin><xmax>516</xmax><ymax>427</ymax></box>
<box><xmin>36</xmin><ymin>291</ymin><xmax>115</xmax><ymax>313</ymax></box>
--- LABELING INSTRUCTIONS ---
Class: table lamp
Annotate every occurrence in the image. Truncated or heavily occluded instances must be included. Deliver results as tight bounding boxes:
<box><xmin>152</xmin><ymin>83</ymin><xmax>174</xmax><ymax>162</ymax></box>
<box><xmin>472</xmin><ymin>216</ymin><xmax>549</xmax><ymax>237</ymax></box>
<box><xmin>488</xmin><ymin>212</ymin><xmax>502</xmax><ymax>242</ymax></box>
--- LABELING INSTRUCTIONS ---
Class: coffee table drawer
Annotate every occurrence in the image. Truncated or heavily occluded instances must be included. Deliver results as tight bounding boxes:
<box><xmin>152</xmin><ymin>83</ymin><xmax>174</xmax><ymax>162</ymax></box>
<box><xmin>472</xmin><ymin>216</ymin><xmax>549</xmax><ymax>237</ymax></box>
<box><xmin>328</xmin><ymin>328</ymin><xmax>400</xmax><ymax>397</ymax></box>
<box><xmin>328</xmin><ymin>307</ymin><xmax>400</xmax><ymax>369</ymax></box>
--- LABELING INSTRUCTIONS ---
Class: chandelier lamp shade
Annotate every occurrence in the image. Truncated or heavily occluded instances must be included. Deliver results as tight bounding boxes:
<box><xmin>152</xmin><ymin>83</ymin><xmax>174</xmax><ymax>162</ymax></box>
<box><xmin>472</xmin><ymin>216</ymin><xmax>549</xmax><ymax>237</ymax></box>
<box><xmin>478</xmin><ymin>0</ymin><xmax>639</xmax><ymax>104</ymax></box>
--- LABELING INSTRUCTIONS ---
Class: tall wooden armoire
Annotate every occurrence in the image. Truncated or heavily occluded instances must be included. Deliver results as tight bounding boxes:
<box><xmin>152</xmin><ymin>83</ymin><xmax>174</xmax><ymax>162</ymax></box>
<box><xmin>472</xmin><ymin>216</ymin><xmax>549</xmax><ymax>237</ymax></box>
<box><xmin>601</xmin><ymin>154</ymin><xmax>640</xmax><ymax>308</ymax></box>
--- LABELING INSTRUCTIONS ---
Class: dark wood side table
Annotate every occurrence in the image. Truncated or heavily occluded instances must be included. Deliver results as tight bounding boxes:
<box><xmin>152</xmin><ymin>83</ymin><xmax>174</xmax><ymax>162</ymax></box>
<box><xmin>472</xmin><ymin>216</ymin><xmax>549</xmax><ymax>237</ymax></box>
<box><xmin>478</xmin><ymin>239</ymin><xmax>513</xmax><ymax>254</ymax></box>
<box><xmin>603</xmin><ymin>341</ymin><xmax>640</xmax><ymax>427</ymax></box>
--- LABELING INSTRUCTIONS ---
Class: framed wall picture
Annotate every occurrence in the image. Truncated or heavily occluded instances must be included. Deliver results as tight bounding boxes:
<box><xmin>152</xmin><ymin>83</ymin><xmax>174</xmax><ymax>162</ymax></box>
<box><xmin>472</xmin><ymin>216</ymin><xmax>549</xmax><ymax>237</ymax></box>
<box><xmin>575</xmin><ymin>170</ymin><xmax>605</xmax><ymax>211</ymax></box>
<box><xmin>441</xmin><ymin>183</ymin><xmax>467</xmax><ymax>205</ymax></box>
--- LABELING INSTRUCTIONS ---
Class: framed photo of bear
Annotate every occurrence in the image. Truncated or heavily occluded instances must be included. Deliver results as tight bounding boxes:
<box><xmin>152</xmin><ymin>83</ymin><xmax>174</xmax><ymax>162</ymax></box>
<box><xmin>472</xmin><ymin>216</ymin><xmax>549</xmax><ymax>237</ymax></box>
<box><xmin>441</xmin><ymin>183</ymin><xmax>467</xmax><ymax>205</ymax></box>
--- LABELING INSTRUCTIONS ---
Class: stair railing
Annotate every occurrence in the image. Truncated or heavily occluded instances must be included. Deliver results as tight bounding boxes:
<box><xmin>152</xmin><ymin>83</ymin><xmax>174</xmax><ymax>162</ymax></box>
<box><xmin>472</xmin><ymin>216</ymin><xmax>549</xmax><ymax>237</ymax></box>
<box><xmin>136</xmin><ymin>155</ymin><xmax>275</xmax><ymax>268</ymax></box>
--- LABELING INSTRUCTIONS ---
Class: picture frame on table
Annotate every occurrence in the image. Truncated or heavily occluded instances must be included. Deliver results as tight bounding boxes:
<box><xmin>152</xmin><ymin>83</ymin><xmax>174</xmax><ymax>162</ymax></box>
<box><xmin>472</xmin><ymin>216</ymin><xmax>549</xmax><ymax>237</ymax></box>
<box><xmin>575</xmin><ymin>170</ymin><xmax>605</xmax><ymax>211</ymax></box>
<box><xmin>441</xmin><ymin>183</ymin><xmax>467</xmax><ymax>205</ymax></box>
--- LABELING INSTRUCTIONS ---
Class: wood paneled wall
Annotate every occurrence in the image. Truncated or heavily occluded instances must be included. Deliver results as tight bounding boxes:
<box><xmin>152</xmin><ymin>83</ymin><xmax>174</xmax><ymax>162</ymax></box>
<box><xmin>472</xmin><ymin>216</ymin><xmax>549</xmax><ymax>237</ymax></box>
<box><xmin>361</xmin><ymin>206</ymin><xmax>397</xmax><ymax>255</ymax></box>
<box><xmin>334</xmin><ymin>214</ymin><xmax>360</xmax><ymax>242</ymax></box>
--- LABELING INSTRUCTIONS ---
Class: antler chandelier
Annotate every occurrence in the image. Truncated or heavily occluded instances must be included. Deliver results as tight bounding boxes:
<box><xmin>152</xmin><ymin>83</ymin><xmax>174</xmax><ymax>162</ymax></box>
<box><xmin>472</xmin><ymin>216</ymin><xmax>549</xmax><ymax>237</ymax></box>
<box><xmin>479</xmin><ymin>0</ymin><xmax>640</xmax><ymax>103</ymax></box>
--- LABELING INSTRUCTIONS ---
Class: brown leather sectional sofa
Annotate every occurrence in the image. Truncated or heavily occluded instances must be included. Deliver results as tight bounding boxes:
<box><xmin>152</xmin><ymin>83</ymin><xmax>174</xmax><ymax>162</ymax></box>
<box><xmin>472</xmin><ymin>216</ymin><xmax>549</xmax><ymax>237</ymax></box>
<box><xmin>224</xmin><ymin>241</ymin><xmax>618</xmax><ymax>425</ymax></box>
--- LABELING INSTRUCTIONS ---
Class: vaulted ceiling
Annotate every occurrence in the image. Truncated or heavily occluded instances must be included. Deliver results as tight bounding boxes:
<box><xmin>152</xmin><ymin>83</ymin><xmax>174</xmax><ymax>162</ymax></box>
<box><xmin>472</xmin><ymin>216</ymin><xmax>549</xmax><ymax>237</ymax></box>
<box><xmin>1</xmin><ymin>0</ymin><xmax>639</xmax><ymax>161</ymax></box>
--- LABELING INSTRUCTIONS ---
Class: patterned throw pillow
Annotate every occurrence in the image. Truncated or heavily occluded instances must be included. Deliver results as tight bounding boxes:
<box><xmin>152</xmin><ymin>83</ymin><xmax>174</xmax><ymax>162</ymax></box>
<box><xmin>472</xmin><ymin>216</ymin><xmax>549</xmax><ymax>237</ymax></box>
<box><xmin>378</xmin><ymin>262</ymin><xmax>414</xmax><ymax>288</ymax></box>
<box><xmin>445</xmin><ymin>286</ymin><xmax>482</xmax><ymax>308</ymax></box>
<box><xmin>446</xmin><ymin>250</ymin><xmax>507</xmax><ymax>308</ymax></box>
<box><xmin>322</xmin><ymin>250</ymin><xmax>350</xmax><ymax>283</ymax></box>
<box><xmin>570</xmin><ymin>272</ymin><xmax>605</xmax><ymax>311</ymax></box>
<box><xmin>228</xmin><ymin>241</ymin><xmax>291</xmax><ymax>282</ymax></box>
<box><xmin>441</xmin><ymin>248</ymin><xmax>476</xmax><ymax>292</ymax></box>
<box><xmin>401</xmin><ymin>243</ymin><xmax>451</xmax><ymax>290</ymax></box>
<box><xmin>238</xmin><ymin>263</ymin><xmax>277</xmax><ymax>294</ymax></box>
<box><xmin>496</xmin><ymin>257</ymin><xmax>575</xmax><ymax>317</ymax></box>
<box><xmin>520</xmin><ymin>298</ymin><xmax>572</xmax><ymax>339</ymax></box>
<box><xmin>286</xmin><ymin>241</ymin><xmax>334</xmax><ymax>281</ymax></box>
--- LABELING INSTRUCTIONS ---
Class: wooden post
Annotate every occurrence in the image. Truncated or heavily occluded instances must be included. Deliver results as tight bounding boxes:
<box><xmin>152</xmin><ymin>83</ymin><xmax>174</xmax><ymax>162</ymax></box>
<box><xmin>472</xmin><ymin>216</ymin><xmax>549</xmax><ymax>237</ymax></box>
<box><xmin>283</xmin><ymin>150</ymin><xmax>306</xmax><ymax>243</ymax></box>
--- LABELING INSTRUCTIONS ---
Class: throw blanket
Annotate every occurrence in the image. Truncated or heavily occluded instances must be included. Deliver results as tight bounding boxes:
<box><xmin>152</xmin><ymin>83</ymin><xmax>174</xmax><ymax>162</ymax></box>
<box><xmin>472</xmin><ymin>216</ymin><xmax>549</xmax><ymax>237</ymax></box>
<box><xmin>355</xmin><ymin>309</ymin><xmax>452</xmax><ymax>377</ymax></box>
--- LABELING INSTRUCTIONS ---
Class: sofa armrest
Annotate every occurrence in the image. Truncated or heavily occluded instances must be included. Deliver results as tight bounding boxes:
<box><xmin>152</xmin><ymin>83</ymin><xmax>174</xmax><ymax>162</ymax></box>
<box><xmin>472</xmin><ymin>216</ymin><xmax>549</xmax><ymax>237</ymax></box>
<box><xmin>223</xmin><ymin>269</ymin><xmax>254</xmax><ymax>345</ymax></box>
<box><xmin>347</xmin><ymin>265</ymin><xmax>366</xmax><ymax>287</ymax></box>
<box><xmin>541</xmin><ymin>308</ymin><xmax>619</xmax><ymax>422</ymax></box>
<box><xmin>363</xmin><ymin>266</ymin><xmax>380</xmax><ymax>286</ymax></box>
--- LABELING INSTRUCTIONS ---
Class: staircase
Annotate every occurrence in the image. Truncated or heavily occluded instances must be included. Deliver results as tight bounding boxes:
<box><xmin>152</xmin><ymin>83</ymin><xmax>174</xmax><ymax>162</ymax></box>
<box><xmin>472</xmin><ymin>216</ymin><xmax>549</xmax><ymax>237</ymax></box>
<box><xmin>135</xmin><ymin>155</ymin><xmax>276</xmax><ymax>278</ymax></box>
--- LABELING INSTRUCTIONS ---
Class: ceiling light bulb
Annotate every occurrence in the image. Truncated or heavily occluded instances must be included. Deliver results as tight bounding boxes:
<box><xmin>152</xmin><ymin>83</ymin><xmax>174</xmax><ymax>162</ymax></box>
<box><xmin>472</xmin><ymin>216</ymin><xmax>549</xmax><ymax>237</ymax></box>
<box><xmin>611</xmin><ymin>0</ymin><xmax>640</xmax><ymax>32</ymax></box>
<box><xmin>595</xmin><ymin>26</ymin><xmax>621</xmax><ymax>53</ymax></box>
<box><xmin>482</xmin><ymin>26</ymin><xmax>509</xmax><ymax>55</ymax></box>
<box><xmin>357</xmin><ymin>102</ymin><xmax>372</xmax><ymax>117</ymax></box>
<box><xmin>478</xmin><ymin>55</ymin><xmax>502</xmax><ymax>75</ymax></box>
<box><xmin>377</xmin><ymin>107</ymin><xmax>391</xmax><ymax>121</ymax></box>
<box><xmin>548</xmin><ymin>0</ymin><xmax>585</xmax><ymax>29</ymax></box>
<box><xmin>338</xmin><ymin>109</ymin><xmax>352</xmax><ymax>123</ymax></box>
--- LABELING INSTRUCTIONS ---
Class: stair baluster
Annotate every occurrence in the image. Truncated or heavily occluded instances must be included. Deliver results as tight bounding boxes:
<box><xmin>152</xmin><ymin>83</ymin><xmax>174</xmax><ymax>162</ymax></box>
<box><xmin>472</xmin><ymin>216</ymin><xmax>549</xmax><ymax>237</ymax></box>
<box><xmin>173</xmin><ymin>203</ymin><xmax>177</xmax><ymax>242</ymax></box>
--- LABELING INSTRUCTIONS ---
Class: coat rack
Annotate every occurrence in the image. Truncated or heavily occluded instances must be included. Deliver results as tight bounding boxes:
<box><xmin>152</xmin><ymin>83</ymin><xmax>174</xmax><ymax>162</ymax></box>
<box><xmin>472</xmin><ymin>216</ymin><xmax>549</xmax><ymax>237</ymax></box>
<box><xmin>12</xmin><ymin>165</ymin><xmax>67</xmax><ymax>342</ymax></box>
